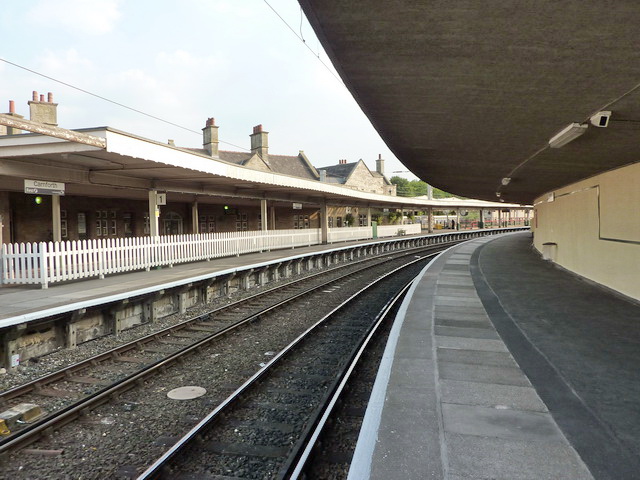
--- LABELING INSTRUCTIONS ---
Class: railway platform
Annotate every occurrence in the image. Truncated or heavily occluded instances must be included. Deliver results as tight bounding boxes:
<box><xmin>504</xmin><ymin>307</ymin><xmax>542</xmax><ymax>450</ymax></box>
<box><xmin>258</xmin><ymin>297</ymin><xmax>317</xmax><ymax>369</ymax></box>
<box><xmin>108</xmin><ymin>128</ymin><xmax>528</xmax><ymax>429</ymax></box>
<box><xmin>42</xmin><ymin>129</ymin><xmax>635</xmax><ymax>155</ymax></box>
<box><xmin>349</xmin><ymin>231</ymin><xmax>640</xmax><ymax>480</ymax></box>
<box><xmin>0</xmin><ymin>229</ymin><xmax>481</xmax><ymax>328</ymax></box>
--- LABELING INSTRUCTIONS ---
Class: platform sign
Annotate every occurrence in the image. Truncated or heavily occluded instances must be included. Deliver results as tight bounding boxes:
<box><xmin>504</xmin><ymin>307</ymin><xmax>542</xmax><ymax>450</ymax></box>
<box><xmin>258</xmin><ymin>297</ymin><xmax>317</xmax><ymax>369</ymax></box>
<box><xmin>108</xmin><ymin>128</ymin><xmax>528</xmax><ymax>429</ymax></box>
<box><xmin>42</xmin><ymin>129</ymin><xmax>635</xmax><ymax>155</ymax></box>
<box><xmin>292</xmin><ymin>202</ymin><xmax>302</xmax><ymax>210</ymax></box>
<box><xmin>24</xmin><ymin>179</ymin><xmax>65</xmax><ymax>195</ymax></box>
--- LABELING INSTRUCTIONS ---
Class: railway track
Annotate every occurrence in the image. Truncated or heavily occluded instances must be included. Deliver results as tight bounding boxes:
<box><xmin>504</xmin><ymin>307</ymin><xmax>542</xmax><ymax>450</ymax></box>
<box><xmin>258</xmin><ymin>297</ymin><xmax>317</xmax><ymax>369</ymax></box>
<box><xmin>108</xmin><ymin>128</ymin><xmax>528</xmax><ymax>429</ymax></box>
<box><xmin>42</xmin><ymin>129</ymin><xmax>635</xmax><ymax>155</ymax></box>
<box><xmin>138</xmin><ymin>252</ymin><xmax>427</xmax><ymax>479</ymax></box>
<box><xmin>0</xmin><ymin>241</ymin><xmax>454</xmax><ymax>478</ymax></box>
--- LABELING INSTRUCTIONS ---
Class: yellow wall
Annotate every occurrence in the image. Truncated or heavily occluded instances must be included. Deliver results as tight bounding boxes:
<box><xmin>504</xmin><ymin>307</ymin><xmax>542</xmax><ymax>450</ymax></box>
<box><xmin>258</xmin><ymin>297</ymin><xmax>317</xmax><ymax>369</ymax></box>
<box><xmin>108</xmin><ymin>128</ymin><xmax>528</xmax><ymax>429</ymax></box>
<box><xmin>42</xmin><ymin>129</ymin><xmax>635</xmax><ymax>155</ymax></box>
<box><xmin>532</xmin><ymin>162</ymin><xmax>640</xmax><ymax>301</ymax></box>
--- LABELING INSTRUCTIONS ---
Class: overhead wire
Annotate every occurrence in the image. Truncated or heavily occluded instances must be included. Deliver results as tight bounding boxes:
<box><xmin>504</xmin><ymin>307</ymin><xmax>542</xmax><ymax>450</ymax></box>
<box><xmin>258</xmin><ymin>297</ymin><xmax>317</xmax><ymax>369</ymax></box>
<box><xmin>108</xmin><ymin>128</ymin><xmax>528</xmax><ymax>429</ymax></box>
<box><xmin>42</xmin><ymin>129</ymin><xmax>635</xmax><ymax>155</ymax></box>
<box><xmin>0</xmin><ymin>57</ymin><xmax>249</xmax><ymax>151</ymax></box>
<box><xmin>262</xmin><ymin>0</ymin><xmax>344</xmax><ymax>85</ymax></box>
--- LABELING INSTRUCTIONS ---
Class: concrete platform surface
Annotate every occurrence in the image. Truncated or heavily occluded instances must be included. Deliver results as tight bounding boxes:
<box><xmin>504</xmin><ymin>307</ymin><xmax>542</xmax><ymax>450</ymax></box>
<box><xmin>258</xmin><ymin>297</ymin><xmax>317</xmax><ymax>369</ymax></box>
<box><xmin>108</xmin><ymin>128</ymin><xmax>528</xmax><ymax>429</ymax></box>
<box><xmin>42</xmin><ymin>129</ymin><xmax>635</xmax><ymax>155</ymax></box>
<box><xmin>350</xmin><ymin>231</ymin><xmax>640</xmax><ymax>479</ymax></box>
<box><xmin>0</xmin><ymin>234</ymin><xmax>427</xmax><ymax>328</ymax></box>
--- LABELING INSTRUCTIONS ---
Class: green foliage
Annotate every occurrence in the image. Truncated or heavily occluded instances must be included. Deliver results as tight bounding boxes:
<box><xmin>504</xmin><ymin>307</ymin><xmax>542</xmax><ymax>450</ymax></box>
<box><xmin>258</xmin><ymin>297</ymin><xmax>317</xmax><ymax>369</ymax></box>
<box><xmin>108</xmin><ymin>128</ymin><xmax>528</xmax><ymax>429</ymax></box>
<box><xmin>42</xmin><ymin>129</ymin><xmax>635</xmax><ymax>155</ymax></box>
<box><xmin>344</xmin><ymin>213</ymin><xmax>355</xmax><ymax>227</ymax></box>
<box><xmin>389</xmin><ymin>176</ymin><xmax>456</xmax><ymax>198</ymax></box>
<box><xmin>387</xmin><ymin>211</ymin><xmax>399</xmax><ymax>224</ymax></box>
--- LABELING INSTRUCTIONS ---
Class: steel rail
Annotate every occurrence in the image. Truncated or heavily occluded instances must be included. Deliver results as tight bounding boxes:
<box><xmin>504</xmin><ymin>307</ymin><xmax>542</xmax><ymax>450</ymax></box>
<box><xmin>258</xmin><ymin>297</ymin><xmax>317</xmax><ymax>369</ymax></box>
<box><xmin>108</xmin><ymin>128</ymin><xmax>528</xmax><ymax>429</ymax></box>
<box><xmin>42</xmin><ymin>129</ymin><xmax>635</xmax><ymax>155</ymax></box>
<box><xmin>0</xmin><ymin>244</ymin><xmax>447</xmax><ymax>454</ymax></box>
<box><xmin>282</xmin><ymin>277</ymin><xmax>414</xmax><ymax>479</ymax></box>
<box><xmin>1</xmin><ymin>238</ymin><xmax>458</xmax><ymax>404</ymax></box>
<box><xmin>137</xmin><ymin>250</ymin><xmax>440</xmax><ymax>479</ymax></box>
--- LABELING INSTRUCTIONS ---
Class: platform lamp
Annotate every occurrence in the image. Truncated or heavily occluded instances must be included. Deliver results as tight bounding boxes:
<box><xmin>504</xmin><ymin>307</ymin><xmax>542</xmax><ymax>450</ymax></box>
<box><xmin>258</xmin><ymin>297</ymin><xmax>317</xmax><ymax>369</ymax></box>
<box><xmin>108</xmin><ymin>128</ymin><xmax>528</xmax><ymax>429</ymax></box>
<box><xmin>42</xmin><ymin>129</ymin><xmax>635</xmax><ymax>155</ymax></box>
<box><xmin>548</xmin><ymin>123</ymin><xmax>588</xmax><ymax>148</ymax></box>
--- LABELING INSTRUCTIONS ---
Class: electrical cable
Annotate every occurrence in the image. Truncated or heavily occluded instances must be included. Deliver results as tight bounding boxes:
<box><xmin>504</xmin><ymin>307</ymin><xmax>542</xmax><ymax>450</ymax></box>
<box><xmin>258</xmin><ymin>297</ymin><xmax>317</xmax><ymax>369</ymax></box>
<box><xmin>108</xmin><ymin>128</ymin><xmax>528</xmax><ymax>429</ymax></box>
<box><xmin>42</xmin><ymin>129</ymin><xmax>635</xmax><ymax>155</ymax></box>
<box><xmin>262</xmin><ymin>0</ymin><xmax>343</xmax><ymax>84</ymax></box>
<box><xmin>0</xmin><ymin>57</ymin><xmax>249</xmax><ymax>151</ymax></box>
<box><xmin>299</xmin><ymin>6</ymin><xmax>306</xmax><ymax>43</ymax></box>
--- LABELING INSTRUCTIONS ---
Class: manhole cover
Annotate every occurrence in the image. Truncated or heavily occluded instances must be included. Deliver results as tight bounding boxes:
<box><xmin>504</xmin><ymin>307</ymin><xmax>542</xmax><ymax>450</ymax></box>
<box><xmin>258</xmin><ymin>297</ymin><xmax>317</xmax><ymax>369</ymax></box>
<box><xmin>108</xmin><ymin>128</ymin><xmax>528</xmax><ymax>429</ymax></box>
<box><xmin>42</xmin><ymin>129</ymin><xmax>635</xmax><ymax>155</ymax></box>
<box><xmin>167</xmin><ymin>386</ymin><xmax>207</xmax><ymax>400</ymax></box>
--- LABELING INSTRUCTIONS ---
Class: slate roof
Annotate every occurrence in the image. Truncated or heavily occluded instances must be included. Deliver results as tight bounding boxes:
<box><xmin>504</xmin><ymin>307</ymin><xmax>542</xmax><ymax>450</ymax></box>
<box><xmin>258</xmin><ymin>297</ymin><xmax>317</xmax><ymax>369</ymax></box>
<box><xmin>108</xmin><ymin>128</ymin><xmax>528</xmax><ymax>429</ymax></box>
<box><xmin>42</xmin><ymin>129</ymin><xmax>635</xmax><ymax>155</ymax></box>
<box><xmin>317</xmin><ymin>162</ymin><xmax>358</xmax><ymax>182</ymax></box>
<box><xmin>268</xmin><ymin>154</ymin><xmax>317</xmax><ymax>180</ymax></box>
<box><xmin>208</xmin><ymin>150</ymin><xmax>319</xmax><ymax>181</ymax></box>
<box><xmin>218</xmin><ymin>150</ymin><xmax>252</xmax><ymax>165</ymax></box>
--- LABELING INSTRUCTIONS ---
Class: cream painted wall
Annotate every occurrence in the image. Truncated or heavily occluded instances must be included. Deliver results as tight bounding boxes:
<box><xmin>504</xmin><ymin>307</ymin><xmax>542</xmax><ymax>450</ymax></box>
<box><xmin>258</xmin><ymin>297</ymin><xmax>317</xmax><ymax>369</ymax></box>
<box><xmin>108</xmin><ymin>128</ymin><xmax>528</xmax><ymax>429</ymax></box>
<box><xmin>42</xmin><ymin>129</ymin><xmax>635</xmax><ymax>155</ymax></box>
<box><xmin>532</xmin><ymin>162</ymin><xmax>640</xmax><ymax>300</ymax></box>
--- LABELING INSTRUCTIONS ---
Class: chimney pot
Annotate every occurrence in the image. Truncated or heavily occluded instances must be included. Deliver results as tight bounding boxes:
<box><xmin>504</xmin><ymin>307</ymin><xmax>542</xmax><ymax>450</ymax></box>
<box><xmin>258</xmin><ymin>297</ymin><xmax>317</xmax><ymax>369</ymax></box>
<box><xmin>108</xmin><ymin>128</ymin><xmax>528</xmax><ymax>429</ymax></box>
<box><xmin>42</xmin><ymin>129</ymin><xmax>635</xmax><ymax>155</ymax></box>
<box><xmin>28</xmin><ymin>90</ymin><xmax>58</xmax><ymax>126</ymax></box>
<box><xmin>9</xmin><ymin>100</ymin><xmax>15</xmax><ymax>113</ymax></box>
<box><xmin>250</xmin><ymin>124</ymin><xmax>268</xmax><ymax>161</ymax></box>
<box><xmin>376</xmin><ymin>154</ymin><xmax>385</xmax><ymax>175</ymax></box>
<box><xmin>202</xmin><ymin>117</ymin><xmax>219</xmax><ymax>156</ymax></box>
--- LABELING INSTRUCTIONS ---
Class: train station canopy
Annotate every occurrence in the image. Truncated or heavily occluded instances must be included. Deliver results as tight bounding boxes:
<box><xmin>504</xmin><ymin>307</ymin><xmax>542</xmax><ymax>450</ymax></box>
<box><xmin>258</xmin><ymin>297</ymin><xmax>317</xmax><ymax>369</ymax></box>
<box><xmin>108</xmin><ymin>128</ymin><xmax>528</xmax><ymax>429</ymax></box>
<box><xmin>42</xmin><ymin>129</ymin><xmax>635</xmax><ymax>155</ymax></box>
<box><xmin>0</xmin><ymin>118</ymin><xmax>521</xmax><ymax>211</ymax></box>
<box><xmin>299</xmin><ymin>1</ymin><xmax>640</xmax><ymax>204</ymax></box>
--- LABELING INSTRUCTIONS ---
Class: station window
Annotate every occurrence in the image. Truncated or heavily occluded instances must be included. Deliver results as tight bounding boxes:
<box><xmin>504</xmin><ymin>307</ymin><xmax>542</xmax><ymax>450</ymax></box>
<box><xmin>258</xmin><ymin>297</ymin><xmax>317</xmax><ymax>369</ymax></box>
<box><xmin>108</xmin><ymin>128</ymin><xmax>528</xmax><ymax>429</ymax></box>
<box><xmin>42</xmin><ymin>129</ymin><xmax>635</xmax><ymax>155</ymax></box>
<box><xmin>96</xmin><ymin>210</ymin><xmax>109</xmax><ymax>237</ymax></box>
<box><xmin>143</xmin><ymin>213</ymin><xmax>150</xmax><ymax>235</ymax></box>
<box><xmin>328</xmin><ymin>216</ymin><xmax>333</xmax><ymax>228</ymax></box>
<box><xmin>236</xmin><ymin>213</ymin><xmax>248</xmax><ymax>231</ymax></box>
<box><xmin>77</xmin><ymin>212</ymin><xmax>87</xmax><ymax>237</ymax></box>
<box><xmin>294</xmin><ymin>214</ymin><xmax>309</xmax><ymax>229</ymax></box>
<box><xmin>359</xmin><ymin>214</ymin><xmax>367</xmax><ymax>227</ymax></box>
<box><xmin>163</xmin><ymin>212</ymin><xmax>183</xmax><ymax>235</ymax></box>
<box><xmin>336</xmin><ymin>217</ymin><xmax>343</xmax><ymax>228</ymax></box>
<box><xmin>60</xmin><ymin>210</ymin><xmax>68</xmax><ymax>239</ymax></box>
<box><xmin>199</xmin><ymin>214</ymin><xmax>216</xmax><ymax>233</ymax></box>
<box><xmin>258</xmin><ymin>214</ymin><xmax>262</xmax><ymax>230</ymax></box>
<box><xmin>123</xmin><ymin>212</ymin><xmax>133</xmax><ymax>236</ymax></box>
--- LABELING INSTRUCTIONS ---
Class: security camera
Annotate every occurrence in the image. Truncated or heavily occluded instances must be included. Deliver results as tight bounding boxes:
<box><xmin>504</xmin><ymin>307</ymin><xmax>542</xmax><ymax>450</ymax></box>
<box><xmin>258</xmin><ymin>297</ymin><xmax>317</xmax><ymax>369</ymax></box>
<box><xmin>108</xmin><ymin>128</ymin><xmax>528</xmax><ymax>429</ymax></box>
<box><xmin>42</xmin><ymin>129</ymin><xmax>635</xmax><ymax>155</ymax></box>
<box><xmin>590</xmin><ymin>111</ymin><xmax>611</xmax><ymax>128</ymax></box>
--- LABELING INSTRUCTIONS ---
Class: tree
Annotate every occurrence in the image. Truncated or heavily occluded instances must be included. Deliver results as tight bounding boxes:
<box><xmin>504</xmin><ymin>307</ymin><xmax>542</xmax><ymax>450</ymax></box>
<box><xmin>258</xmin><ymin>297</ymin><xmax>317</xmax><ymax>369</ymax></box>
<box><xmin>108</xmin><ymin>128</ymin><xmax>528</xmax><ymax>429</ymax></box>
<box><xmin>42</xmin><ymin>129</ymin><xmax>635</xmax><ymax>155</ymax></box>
<box><xmin>390</xmin><ymin>176</ymin><xmax>456</xmax><ymax>198</ymax></box>
<box><xmin>390</xmin><ymin>176</ymin><xmax>412</xmax><ymax>196</ymax></box>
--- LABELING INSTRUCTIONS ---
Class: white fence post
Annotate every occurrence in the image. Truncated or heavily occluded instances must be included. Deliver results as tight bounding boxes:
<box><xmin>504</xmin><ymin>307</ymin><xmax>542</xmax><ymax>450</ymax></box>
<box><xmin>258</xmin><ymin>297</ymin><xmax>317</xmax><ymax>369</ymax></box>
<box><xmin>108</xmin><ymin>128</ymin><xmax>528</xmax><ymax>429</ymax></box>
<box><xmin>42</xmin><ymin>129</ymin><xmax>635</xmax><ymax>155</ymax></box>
<box><xmin>0</xmin><ymin>224</ymin><xmax>469</xmax><ymax>287</ymax></box>
<box><xmin>39</xmin><ymin>242</ymin><xmax>49</xmax><ymax>289</ymax></box>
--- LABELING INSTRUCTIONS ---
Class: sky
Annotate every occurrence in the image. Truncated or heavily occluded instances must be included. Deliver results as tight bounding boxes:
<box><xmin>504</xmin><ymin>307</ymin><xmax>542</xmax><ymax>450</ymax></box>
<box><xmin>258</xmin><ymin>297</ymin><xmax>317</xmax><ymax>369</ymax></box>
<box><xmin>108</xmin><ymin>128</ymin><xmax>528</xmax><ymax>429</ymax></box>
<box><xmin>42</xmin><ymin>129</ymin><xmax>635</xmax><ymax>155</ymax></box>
<box><xmin>0</xmin><ymin>0</ymin><xmax>419</xmax><ymax>180</ymax></box>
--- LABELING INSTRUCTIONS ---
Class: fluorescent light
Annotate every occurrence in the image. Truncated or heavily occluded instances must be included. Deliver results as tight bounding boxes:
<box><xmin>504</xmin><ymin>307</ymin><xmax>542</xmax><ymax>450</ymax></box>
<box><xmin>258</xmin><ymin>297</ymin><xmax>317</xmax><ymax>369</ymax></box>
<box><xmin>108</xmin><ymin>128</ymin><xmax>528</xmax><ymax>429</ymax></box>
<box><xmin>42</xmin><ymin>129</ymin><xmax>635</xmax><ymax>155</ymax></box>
<box><xmin>549</xmin><ymin>123</ymin><xmax>588</xmax><ymax>148</ymax></box>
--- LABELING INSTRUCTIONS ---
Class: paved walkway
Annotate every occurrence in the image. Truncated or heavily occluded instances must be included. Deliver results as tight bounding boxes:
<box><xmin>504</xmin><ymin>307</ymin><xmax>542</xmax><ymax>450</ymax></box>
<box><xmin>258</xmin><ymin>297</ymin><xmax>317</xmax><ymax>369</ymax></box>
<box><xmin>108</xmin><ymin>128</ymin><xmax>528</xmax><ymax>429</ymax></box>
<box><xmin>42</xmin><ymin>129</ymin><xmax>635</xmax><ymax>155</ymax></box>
<box><xmin>475</xmin><ymin>233</ymin><xmax>640</xmax><ymax>479</ymax></box>
<box><xmin>350</xmin><ymin>231</ymin><xmax>640</xmax><ymax>479</ymax></box>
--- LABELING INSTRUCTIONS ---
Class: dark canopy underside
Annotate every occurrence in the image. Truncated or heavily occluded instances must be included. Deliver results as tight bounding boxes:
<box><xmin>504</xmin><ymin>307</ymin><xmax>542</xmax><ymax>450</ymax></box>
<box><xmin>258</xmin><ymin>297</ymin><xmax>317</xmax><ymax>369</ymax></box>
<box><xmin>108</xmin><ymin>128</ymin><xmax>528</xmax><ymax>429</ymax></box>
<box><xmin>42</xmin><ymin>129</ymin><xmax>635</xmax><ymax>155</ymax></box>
<box><xmin>299</xmin><ymin>1</ymin><xmax>640</xmax><ymax>203</ymax></box>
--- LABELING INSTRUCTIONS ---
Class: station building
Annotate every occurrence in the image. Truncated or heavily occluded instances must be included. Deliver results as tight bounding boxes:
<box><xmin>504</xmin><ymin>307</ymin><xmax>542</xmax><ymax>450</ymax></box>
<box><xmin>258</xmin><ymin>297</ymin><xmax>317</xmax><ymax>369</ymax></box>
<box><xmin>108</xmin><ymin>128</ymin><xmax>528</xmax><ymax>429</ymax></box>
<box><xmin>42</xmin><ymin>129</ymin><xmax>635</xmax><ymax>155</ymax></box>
<box><xmin>0</xmin><ymin>91</ymin><xmax>526</xmax><ymax>249</ymax></box>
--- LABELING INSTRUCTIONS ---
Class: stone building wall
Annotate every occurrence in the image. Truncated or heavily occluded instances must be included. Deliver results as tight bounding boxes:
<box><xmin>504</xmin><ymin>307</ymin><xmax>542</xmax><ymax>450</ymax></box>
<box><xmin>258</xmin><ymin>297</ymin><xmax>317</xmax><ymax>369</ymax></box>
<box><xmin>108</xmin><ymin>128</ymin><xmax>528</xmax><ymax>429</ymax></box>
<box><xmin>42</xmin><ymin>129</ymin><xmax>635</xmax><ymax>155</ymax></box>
<box><xmin>343</xmin><ymin>162</ymin><xmax>393</xmax><ymax>195</ymax></box>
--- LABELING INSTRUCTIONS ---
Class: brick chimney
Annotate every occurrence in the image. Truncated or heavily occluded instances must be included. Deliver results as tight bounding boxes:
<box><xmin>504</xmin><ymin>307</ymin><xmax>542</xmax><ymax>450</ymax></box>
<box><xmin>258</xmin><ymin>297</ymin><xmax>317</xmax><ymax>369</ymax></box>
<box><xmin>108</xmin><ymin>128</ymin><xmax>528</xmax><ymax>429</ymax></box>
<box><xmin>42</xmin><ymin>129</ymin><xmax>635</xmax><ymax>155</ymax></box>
<box><xmin>28</xmin><ymin>91</ymin><xmax>58</xmax><ymax>126</ymax></box>
<box><xmin>250</xmin><ymin>124</ymin><xmax>268</xmax><ymax>161</ymax></box>
<box><xmin>339</xmin><ymin>159</ymin><xmax>347</xmax><ymax>165</ymax></box>
<box><xmin>202</xmin><ymin>117</ymin><xmax>219</xmax><ymax>156</ymax></box>
<box><xmin>0</xmin><ymin>100</ymin><xmax>24</xmax><ymax>135</ymax></box>
<box><xmin>376</xmin><ymin>153</ymin><xmax>385</xmax><ymax>176</ymax></box>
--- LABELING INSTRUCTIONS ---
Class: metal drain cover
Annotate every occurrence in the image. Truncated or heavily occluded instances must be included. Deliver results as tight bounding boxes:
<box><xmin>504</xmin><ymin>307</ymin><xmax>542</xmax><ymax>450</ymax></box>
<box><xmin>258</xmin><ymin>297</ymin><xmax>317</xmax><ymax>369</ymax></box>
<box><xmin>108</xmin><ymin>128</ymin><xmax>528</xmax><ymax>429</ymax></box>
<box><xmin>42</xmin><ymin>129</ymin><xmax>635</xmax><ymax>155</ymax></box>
<box><xmin>167</xmin><ymin>386</ymin><xmax>207</xmax><ymax>400</ymax></box>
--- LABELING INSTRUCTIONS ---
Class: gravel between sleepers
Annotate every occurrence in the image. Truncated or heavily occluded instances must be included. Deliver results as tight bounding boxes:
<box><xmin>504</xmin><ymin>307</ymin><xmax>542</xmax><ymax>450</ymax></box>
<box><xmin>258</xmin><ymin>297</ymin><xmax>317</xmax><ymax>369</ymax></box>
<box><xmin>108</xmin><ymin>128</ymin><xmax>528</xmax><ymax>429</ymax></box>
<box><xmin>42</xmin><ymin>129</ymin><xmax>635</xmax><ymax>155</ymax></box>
<box><xmin>2</xmin><ymin>253</ymin><xmax>425</xmax><ymax>479</ymax></box>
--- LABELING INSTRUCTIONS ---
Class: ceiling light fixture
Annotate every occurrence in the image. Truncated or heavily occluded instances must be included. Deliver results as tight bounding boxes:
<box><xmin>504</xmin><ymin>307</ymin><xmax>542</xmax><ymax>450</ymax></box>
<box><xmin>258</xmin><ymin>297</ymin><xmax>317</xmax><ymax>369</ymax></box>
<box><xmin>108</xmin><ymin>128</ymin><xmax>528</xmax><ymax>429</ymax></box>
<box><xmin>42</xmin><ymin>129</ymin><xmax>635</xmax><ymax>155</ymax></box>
<box><xmin>548</xmin><ymin>123</ymin><xmax>588</xmax><ymax>148</ymax></box>
<box><xmin>501</xmin><ymin>177</ymin><xmax>511</xmax><ymax>186</ymax></box>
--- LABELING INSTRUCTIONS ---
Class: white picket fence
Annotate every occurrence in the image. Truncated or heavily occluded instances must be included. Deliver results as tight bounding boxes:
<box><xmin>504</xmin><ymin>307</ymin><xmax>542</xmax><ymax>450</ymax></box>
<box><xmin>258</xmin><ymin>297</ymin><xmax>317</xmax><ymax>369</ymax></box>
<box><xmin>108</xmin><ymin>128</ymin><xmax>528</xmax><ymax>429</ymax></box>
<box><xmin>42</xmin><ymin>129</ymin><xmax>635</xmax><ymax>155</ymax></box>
<box><xmin>0</xmin><ymin>224</ymin><xmax>424</xmax><ymax>288</ymax></box>
<box><xmin>0</xmin><ymin>229</ymin><xmax>321</xmax><ymax>288</ymax></box>
<box><xmin>327</xmin><ymin>223</ymin><xmax>421</xmax><ymax>242</ymax></box>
